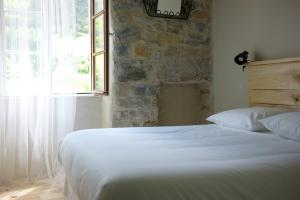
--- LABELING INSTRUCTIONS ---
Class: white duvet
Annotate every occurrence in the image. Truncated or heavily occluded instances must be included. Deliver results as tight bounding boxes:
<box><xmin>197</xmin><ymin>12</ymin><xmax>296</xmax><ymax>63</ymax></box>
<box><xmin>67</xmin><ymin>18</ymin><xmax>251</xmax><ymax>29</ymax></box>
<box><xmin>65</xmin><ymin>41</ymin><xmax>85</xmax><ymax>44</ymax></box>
<box><xmin>59</xmin><ymin>125</ymin><xmax>300</xmax><ymax>200</ymax></box>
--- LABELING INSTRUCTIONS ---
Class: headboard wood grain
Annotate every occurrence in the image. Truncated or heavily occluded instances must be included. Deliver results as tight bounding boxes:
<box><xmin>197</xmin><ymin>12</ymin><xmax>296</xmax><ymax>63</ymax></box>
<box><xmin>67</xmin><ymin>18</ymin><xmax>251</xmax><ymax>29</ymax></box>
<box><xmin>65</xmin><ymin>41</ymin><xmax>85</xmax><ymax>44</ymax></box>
<box><xmin>248</xmin><ymin>57</ymin><xmax>300</xmax><ymax>111</ymax></box>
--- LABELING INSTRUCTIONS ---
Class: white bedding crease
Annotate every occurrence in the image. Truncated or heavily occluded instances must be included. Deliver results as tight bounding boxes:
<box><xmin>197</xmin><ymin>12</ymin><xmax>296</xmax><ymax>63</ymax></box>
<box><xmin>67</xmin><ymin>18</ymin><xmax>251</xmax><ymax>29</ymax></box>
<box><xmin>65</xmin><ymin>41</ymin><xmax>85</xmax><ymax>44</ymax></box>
<box><xmin>59</xmin><ymin>125</ymin><xmax>300</xmax><ymax>200</ymax></box>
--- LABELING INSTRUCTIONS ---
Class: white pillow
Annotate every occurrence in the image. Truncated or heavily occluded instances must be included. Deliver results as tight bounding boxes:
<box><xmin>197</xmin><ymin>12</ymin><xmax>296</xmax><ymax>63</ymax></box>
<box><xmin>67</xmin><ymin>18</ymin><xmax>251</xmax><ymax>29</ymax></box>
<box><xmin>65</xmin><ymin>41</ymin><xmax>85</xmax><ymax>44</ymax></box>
<box><xmin>259</xmin><ymin>112</ymin><xmax>300</xmax><ymax>141</ymax></box>
<box><xmin>207</xmin><ymin>107</ymin><xmax>285</xmax><ymax>131</ymax></box>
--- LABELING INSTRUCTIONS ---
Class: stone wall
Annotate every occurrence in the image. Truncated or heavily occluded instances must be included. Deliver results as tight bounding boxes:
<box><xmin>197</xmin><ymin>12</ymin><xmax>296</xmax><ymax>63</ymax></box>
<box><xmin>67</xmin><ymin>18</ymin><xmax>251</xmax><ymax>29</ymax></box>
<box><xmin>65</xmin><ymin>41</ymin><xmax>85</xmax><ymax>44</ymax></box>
<box><xmin>110</xmin><ymin>0</ymin><xmax>213</xmax><ymax>127</ymax></box>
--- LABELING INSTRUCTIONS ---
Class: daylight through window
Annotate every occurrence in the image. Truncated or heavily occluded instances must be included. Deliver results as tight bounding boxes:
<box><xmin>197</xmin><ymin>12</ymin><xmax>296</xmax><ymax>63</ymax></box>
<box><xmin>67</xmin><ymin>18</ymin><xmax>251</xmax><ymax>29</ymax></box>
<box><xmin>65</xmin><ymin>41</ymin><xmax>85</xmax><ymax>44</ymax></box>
<box><xmin>1</xmin><ymin>0</ymin><xmax>108</xmax><ymax>95</ymax></box>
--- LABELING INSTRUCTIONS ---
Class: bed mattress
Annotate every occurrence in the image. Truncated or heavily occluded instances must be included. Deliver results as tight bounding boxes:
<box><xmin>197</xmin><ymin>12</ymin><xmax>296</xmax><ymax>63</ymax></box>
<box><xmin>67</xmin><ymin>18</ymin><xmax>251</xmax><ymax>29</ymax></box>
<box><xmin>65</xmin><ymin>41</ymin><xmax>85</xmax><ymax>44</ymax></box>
<box><xmin>59</xmin><ymin>125</ymin><xmax>300</xmax><ymax>200</ymax></box>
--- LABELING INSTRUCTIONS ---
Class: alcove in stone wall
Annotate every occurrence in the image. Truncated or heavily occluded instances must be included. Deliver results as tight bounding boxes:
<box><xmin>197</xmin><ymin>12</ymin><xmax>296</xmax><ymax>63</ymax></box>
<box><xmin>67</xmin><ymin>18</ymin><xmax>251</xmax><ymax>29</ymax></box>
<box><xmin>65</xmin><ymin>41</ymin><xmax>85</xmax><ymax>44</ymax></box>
<box><xmin>158</xmin><ymin>83</ymin><xmax>202</xmax><ymax>126</ymax></box>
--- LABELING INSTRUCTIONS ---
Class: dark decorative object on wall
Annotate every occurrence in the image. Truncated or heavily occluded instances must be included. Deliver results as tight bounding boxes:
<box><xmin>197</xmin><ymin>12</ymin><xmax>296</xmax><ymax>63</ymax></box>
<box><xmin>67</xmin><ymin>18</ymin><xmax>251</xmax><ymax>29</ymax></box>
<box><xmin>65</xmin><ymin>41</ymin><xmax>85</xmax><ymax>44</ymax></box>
<box><xmin>143</xmin><ymin>0</ymin><xmax>193</xmax><ymax>20</ymax></box>
<box><xmin>234</xmin><ymin>51</ymin><xmax>249</xmax><ymax>71</ymax></box>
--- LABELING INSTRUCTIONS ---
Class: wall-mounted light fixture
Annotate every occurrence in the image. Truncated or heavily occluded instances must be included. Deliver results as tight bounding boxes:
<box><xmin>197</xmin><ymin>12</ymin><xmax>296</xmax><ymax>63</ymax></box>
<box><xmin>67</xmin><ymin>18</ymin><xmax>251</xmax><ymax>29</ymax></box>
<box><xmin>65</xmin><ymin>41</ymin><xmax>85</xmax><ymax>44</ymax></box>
<box><xmin>234</xmin><ymin>51</ymin><xmax>249</xmax><ymax>71</ymax></box>
<box><xmin>143</xmin><ymin>0</ymin><xmax>193</xmax><ymax>20</ymax></box>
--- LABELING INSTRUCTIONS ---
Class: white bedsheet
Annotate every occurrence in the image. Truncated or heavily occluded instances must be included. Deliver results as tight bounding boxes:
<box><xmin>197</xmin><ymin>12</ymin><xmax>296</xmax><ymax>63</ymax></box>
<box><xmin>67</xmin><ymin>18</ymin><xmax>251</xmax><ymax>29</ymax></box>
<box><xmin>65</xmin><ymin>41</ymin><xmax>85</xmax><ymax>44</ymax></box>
<box><xmin>59</xmin><ymin>125</ymin><xmax>300</xmax><ymax>200</ymax></box>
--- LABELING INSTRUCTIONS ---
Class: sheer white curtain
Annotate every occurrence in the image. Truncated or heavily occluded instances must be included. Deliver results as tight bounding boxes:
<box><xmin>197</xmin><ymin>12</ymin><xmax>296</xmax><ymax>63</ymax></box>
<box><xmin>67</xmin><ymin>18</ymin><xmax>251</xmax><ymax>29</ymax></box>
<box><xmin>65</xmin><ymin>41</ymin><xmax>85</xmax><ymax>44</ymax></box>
<box><xmin>0</xmin><ymin>0</ymin><xmax>77</xmax><ymax>185</ymax></box>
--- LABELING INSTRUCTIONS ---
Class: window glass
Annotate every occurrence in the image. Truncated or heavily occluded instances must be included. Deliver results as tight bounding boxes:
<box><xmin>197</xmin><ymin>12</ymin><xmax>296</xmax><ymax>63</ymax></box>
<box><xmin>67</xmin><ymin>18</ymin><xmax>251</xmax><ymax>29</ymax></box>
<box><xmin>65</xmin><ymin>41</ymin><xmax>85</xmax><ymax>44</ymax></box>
<box><xmin>95</xmin><ymin>54</ymin><xmax>105</xmax><ymax>92</ymax></box>
<box><xmin>4</xmin><ymin>0</ymin><xmax>41</xmax><ymax>12</ymax></box>
<box><xmin>94</xmin><ymin>0</ymin><xmax>103</xmax><ymax>14</ymax></box>
<box><xmin>2</xmin><ymin>0</ymin><xmax>108</xmax><ymax>95</ymax></box>
<box><xmin>94</xmin><ymin>15</ymin><xmax>104</xmax><ymax>53</ymax></box>
<box><xmin>51</xmin><ymin>0</ymin><xmax>91</xmax><ymax>93</ymax></box>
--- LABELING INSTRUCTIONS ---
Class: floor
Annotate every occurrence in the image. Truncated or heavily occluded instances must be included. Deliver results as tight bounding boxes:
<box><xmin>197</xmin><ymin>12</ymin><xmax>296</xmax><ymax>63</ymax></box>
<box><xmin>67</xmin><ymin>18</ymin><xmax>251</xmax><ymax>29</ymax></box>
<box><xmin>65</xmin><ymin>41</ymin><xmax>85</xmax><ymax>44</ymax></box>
<box><xmin>0</xmin><ymin>182</ymin><xmax>66</xmax><ymax>200</ymax></box>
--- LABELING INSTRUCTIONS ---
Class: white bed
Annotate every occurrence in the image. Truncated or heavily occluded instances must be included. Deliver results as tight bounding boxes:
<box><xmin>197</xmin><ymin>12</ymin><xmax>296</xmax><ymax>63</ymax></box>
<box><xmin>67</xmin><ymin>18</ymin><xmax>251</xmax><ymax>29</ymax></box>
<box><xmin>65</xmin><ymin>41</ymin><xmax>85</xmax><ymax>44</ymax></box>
<box><xmin>59</xmin><ymin>57</ymin><xmax>300</xmax><ymax>200</ymax></box>
<box><xmin>59</xmin><ymin>124</ymin><xmax>300</xmax><ymax>200</ymax></box>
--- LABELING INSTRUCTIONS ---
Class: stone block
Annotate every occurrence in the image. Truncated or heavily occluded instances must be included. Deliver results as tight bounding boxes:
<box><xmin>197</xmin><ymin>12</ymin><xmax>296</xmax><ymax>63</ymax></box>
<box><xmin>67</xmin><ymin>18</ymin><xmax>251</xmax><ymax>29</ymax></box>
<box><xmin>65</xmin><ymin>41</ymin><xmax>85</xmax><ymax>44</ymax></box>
<box><xmin>132</xmin><ymin>84</ymin><xmax>159</xmax><ymax>96</ymax></box>
<box><xmin>135</xmin><ymin>46</ymin><xmax>148</xmax><ymax>58</ymax></box>
<box><xmin>117</xmin><ymin>66</ymin><xmax>147</xmax><ymax>82</ymax></box>
<box><xmin>114</xmin><ymin>26</ymin><xmax>141</xmax><ymax>41</ymax></box>
<box><xmin>114</xmin><ymin>44</ymin><xmax>128</xmax><ymax>56</ymax></box>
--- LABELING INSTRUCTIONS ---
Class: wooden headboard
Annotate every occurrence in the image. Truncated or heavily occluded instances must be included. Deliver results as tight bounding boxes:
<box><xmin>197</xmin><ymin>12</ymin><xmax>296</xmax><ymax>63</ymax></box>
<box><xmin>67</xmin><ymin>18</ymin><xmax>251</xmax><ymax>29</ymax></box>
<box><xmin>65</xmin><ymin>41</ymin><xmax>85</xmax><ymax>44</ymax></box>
<box><xmin>248</xmin><ymin>57</ymin><xmax>300</xmax><ymax>110</ymax></box>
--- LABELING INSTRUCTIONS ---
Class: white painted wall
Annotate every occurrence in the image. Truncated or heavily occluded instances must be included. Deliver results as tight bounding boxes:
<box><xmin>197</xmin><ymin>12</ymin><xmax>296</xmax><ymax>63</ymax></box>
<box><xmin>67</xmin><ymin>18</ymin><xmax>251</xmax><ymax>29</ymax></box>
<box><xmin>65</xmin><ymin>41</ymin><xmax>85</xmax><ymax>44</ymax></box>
<box><xmin>212</xmin><ymin>0</ymin><xmax>300</xmax><ymax>112</ymax></box>
<box><xmin>74</xmin><ymin>96</ymin><xmax>103</xmax><ymax>130</ymax></box>
<box><xmin>74</xmin><ymin>95</ymin><xmax>112</xmax><ymax>130</ymax></box>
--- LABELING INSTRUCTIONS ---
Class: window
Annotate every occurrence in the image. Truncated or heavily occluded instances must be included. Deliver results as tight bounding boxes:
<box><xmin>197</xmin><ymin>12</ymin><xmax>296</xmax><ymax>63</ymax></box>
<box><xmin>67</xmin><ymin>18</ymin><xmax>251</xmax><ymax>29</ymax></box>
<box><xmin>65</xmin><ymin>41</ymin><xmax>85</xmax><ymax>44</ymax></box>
<box><xmin>1</xmin><ymin>0</ymin><xmax>108</xmax><ymax>95</ymax></box>
<box><xmin>91</xmin><ymin>0</ymin><xmax>109</xmax><ymax>94</ymax></box>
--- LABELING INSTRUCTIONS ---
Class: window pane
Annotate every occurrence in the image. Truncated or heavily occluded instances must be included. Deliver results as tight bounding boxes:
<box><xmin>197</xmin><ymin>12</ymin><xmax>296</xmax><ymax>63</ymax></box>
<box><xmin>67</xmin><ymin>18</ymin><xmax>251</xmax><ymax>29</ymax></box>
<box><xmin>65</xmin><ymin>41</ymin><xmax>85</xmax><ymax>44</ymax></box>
<box><xmin>74</xmin><ymin>0</ymin><xmax>91</xmax><ymax>93</ymax></box>
<box><xmin>74</xmin><ymin>56</ymin><xmax>91</xmax><ymax>93</ymax></box>
<box><xmin>51</xmin><ymin>0</ymin><xmax>91</xmax><ymax>94</ymax></box>
<box><xmin>4</xmin><ymin>0</ymin><xmax>41</xmax><ymax>12</ymax></box>
<box><xmin>52</xmin><ymin>56</ymin><xmax>91</xmax><ymax>94</ymax></box>
<box><xmin>95</xmin><ymin>54</ymin><xmax>105</xmax><ymax>92</ymax></box>
<box><xmin>27</xmin><ymin>14</ymin><xmax>41</xmax><ymax>51</ymax></box>
<box><xmin>94</xmin><ymin>15</ymin><xmax>104</xmax><ymax>52</ymax></box>
<box><xmin>94</xmin><ymin>0</ymin><xmax>103</xmax><ymax>14</ymax></box>
<box><xmin>3</xmin><ymin>0</ymin><xmax>94</xmax><ymax>95</ymax></box>
<box><xmin>76</xmin><ymin>0</ymin><xmax>89</xmax><ymax>37</ymax></box>
<box><xmin>29</xmin><ymin>55</ymin><xmax>41</xmax><ymax>78</ymax></box>
<box><xmin>4</xmin><ymin>12</ymin><xmax>41</xmax><ymax>51</ymax></box>
<box><xmin>51</xmin><ymin>50</ymin><xmax>91</xmax><ymax>94</ymax></box>
<box><xmin>4</xmin><ymin>53</ymin><xmax>42</xmax><ymax>95</ymax></box>
<box><xmin>5</xmin><ymin>53</ymin><xmax>19</xmax><ymax>81</ymax></box>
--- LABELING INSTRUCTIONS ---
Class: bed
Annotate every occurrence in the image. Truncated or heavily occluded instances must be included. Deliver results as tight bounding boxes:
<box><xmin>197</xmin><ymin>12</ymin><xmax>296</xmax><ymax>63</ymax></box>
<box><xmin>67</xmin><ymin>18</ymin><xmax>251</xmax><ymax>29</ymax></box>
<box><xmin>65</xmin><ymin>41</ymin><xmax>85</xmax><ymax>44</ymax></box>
<box><xmin>59</xmin><ymin>57</ymin><xmax>300</xmax><ymax>200</ymax></box>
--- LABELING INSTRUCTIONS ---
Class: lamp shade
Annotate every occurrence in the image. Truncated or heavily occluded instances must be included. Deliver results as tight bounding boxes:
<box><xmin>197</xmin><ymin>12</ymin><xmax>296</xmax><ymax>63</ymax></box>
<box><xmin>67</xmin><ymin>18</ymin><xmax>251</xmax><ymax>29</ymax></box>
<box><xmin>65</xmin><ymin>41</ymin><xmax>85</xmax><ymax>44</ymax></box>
<box><xmin>234</xmin><ymin>51</ymin><xmax>249</xmax><ymax>71</ymax></box>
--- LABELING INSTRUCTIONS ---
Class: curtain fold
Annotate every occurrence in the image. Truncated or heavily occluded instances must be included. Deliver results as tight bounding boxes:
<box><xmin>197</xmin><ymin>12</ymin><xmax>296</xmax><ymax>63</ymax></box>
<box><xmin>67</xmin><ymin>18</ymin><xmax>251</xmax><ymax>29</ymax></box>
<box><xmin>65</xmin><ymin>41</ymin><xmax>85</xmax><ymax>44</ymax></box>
<box><xmin>0</xmin><ymin>0</ymin><xmax>77</xmax><ymax>186</ymax></box>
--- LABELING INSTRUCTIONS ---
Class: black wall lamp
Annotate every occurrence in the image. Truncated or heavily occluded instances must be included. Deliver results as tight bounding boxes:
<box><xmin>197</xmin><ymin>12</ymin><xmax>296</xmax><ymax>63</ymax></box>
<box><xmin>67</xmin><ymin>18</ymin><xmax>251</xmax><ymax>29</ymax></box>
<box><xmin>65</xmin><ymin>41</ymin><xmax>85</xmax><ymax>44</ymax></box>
<box><xmin>143</xmin><ymin>0</ymin><xmax>193</xmax><ymax>20</ymax></box>
<box><xmin>234</xmin><ymin>51</ymin><xmax>249</xmax><ymax>71</ymax></box>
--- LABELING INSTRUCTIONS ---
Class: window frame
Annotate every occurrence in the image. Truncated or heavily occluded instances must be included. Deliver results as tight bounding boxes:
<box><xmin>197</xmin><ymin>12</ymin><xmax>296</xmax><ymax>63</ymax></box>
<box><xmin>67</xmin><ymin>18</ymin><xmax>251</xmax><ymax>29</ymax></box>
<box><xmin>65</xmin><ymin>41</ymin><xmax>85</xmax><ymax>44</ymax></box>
<box><xmin>90</xmin><ymin>0</ymin><xmax>109</xmax><ymax>95</ymax></box>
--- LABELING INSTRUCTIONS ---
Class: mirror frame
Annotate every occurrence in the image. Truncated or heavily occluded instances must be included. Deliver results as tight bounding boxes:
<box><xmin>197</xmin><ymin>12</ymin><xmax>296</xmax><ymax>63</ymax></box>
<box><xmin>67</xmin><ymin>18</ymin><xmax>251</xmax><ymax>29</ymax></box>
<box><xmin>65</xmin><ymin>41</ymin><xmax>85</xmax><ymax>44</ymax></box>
<box><xmin>143</xmin><ymin>0</ymin><xmax>193</xmax><ymax>20</ymax></box>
